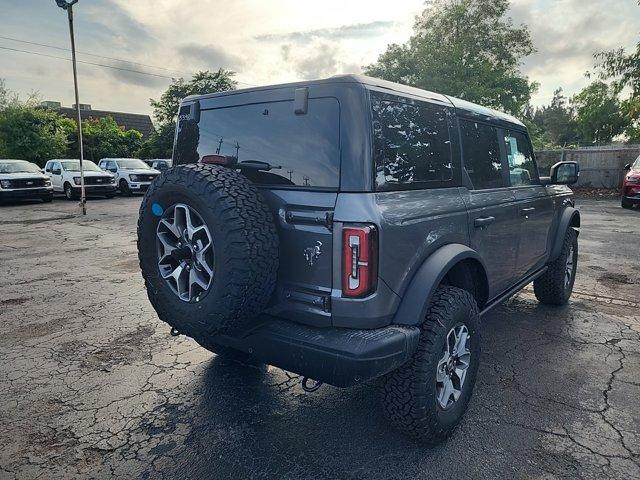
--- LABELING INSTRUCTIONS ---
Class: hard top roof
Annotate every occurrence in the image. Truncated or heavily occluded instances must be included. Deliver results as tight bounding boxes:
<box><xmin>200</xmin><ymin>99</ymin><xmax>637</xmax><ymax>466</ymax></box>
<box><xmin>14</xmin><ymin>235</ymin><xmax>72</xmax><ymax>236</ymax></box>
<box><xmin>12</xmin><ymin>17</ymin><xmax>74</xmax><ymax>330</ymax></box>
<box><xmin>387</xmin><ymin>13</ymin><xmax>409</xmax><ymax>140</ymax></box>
<box><xmin>185</xmin><ymin>74</ymin><xmax>524</xmax><ymax>128</ymax></box>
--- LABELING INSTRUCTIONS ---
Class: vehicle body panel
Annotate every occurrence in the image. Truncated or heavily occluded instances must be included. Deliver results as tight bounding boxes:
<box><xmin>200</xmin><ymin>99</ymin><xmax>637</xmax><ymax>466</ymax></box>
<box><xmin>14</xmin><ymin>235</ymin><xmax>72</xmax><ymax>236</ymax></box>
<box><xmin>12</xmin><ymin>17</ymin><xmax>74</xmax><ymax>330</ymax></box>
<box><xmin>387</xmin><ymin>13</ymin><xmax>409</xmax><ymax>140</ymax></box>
<box><xmin>173</xmin><ymin>74</ymin><xmax>576</xmax><ymax>338</ymax></box>
<box><xmin>0</xmin><ymin>160</ymin><xmax>53</xmax><ymax>201</ymax></box>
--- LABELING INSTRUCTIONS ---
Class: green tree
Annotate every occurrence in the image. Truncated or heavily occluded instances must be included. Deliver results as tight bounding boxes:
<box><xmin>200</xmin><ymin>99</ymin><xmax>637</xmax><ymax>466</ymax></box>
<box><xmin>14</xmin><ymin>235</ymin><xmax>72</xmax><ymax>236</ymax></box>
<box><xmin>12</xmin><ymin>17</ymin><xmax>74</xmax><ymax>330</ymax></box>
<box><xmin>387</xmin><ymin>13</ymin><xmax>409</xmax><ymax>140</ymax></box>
<box><xmin>65</xmin><ymin>116</ymin><xmax>143</xmax><ymax>162</ymax></box>
<box><xmin>530</xmin><ymin>88</ymin><xmax>579</xmax><ymax>147</ymax></box>
<box><xmin>364</xmin><ymin>0</ymin><xmax>537</xmax><ymax>116</ymax></box>
<box><xmin>150</xmin><ymin>69</ymin><xmax>237</xmax><ymax>125</ymax></box>
<box><xmin>596</xmin><ymin>43</ymin><xmax>640</xmax><ymax>97</ymax></box>
<box><xmin>139</xmin><ymin>69</ymin><xmax>237</xmax><ymax>158</ymax></box>
<box><xmin>136</xmin><ymin>123</ymin><xmax>175</xmax><ymax>159</ymax></box>
<box><xmin>571</xmin><ymin>81</ymin><xmax>628</xmax><ymax>145</ymax></box>
<box><xmin>0</xmin><ymin>104</ymin><xmax>69</xmax><ymax>166</ymax></box>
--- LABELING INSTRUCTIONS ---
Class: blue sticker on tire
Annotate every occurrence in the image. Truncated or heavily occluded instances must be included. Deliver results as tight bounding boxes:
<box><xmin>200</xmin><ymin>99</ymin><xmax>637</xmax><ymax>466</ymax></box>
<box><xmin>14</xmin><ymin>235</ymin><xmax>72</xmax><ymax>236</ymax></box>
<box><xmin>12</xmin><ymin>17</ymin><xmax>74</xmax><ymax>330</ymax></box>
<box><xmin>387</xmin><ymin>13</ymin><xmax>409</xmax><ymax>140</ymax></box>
<box><xmin>152</xmin><ymin>203</ymin><xmax>163</xmax><ymax>217</ymax></box>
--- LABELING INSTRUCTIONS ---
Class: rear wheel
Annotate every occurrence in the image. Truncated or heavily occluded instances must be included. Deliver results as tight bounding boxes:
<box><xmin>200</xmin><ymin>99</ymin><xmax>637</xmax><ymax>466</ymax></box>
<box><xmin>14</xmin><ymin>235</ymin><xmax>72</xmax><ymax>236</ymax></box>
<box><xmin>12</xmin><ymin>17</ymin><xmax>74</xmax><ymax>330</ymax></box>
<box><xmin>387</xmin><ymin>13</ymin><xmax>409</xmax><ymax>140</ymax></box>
<box><xmin>534</xmin><ymin>228</ymin><xmax>578</xmax><ymax>305</ymax></box>
<box><xmin>621</xmin><ymin>197</ymin><xmax>633</xmax><ymax>209</ymax></box>
<box><xmin>381</xmin><ymin>286</ymin><xmax>480</xmax><ymax>443</ymax></box>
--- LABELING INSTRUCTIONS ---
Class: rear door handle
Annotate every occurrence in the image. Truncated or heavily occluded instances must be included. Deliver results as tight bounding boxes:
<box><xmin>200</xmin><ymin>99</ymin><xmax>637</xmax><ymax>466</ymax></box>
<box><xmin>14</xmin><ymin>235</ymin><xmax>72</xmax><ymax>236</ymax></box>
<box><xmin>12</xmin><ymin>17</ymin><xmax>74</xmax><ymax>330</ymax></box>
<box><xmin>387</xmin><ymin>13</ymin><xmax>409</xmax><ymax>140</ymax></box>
<box><xmin>474</xmin><ymin>216</ymin><xmax>495</xmax><ymax>228</ymax></box>
<box><xmin>521</xmin><ymin>207</ymin><xmax>536</xmax><ymax>217</ymax></box>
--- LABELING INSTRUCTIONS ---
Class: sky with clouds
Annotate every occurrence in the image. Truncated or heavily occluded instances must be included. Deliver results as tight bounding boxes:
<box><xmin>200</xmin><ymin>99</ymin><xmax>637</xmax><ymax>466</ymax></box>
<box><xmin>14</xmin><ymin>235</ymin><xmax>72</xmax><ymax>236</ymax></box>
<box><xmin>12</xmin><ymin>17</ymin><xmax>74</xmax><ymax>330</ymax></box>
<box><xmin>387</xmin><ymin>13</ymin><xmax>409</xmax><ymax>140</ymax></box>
<box><xmin>1</xmin><ymin>0</ymin><xmax>638</xmax><ymax>119</ymax></box>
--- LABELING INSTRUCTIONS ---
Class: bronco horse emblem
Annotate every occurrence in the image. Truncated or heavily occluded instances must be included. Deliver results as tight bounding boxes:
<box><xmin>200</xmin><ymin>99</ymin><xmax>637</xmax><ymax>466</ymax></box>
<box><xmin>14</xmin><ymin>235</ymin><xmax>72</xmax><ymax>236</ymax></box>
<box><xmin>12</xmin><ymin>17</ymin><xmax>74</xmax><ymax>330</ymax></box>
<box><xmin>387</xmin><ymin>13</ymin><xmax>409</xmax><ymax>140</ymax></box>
<box><xmin>303</xmin><ymin>241</ymin><xmax>322</xmax><ymax>266</ymax></box>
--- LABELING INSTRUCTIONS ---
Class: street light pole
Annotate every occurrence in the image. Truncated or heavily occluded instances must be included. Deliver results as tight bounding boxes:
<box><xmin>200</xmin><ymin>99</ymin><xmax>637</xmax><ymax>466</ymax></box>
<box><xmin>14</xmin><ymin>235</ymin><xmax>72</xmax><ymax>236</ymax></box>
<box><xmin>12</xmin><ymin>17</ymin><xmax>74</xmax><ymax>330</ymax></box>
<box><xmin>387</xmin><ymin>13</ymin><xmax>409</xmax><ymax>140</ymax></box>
<box><xmin>56</xmin><ymin>0</ymin><xmax>86</xmax><ymax>215</ymax></box>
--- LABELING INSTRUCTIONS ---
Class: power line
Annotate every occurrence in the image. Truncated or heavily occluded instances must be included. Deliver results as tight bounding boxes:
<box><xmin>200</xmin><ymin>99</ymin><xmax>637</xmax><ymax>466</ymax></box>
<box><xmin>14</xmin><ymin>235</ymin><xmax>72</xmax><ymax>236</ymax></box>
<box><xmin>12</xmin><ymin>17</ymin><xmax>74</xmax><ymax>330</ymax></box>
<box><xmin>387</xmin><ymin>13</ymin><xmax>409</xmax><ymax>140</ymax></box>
<box><xmin>0</xmin><ymin>34</ymin><xmax>190</xmax><ymax>76</ymax></box>
<box><xmin>0</xmin><ymin>35</ymin><xmax>256</xmax><ymax>87</ymax></box>
<box><xmin>0</xmin><ymin>45</ymin><xmax>176</xmax><ymax>79</ymax></box>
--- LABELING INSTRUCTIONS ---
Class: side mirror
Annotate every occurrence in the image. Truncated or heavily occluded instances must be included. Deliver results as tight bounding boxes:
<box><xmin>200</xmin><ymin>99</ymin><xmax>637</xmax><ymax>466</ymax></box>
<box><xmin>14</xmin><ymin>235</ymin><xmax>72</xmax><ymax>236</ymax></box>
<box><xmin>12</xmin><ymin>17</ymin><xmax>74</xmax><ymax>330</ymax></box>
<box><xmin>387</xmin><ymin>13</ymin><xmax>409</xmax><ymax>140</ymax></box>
<box><xmin>51</xmin><ymin>168</ymin><xmax>61</xmax><ymax>175</ymax></box>
<box><xmin>624</xmin><ymin>163</ymin><xmax>631</xmax><ymax>171</ymax></box>
<box><xmin>550</xmin><ymin>161</ymin><xmax>579</xmax><ymax>185</ymax></box>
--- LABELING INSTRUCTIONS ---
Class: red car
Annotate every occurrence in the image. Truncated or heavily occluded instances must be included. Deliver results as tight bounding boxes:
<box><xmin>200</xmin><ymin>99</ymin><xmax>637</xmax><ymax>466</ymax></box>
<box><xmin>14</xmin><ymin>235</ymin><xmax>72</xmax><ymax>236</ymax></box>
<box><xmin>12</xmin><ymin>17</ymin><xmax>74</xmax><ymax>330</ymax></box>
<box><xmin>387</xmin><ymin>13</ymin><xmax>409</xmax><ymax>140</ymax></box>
<box><xmin>622</xmin><ymin>156</ymin><xmax>640</xmax><ymax>209</ymax></box>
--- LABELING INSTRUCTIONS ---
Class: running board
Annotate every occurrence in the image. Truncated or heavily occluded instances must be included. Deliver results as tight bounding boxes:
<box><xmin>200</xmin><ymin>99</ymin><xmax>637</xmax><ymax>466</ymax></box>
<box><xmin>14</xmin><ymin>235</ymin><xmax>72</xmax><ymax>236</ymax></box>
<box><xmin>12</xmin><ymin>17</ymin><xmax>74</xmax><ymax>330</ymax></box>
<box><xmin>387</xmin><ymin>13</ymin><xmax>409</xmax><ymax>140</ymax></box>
<box><xmin>479</xmin><ymin>266</ymin><xmax>548</xmax><ymax>317</ymax></box>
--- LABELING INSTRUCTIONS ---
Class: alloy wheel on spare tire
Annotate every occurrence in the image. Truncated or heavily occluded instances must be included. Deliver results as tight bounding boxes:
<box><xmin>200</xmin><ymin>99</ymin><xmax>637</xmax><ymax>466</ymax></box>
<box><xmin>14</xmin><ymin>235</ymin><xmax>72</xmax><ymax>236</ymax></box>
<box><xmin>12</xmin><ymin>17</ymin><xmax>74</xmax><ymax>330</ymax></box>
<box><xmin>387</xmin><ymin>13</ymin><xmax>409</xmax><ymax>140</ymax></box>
<box><xmin>137</xmin><ymin>163</ymin><xmax>279</xmax><ymax>340</ymax></box>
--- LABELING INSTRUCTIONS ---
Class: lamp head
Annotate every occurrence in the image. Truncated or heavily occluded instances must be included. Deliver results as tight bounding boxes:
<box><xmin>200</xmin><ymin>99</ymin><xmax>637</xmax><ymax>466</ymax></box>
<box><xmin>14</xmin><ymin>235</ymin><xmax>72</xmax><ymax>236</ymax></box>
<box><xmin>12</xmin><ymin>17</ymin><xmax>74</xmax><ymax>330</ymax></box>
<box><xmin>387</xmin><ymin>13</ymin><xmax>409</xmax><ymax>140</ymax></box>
<box><xmin>55</xmin><ymin>0</ymin><xmax>78</xmax><ymax>10</ymax></box>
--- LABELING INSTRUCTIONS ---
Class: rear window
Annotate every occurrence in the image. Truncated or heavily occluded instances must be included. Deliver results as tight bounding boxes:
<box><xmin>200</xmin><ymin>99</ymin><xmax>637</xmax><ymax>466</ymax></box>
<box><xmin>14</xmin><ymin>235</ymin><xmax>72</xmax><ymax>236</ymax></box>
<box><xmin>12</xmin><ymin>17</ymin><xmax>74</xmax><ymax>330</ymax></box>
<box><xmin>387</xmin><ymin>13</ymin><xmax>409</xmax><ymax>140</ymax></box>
<box><xmin>176</xmin><ymin>98</ymin><xmax>340</xmax><ymax>189</ymax></box>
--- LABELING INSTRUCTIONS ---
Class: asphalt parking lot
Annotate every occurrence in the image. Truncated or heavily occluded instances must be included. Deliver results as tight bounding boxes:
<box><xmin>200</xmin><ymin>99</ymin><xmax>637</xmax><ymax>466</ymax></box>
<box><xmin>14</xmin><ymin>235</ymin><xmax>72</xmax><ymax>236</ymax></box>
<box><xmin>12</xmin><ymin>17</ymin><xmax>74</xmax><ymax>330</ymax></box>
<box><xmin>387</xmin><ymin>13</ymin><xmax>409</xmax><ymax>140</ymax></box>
<box><xmin>0</xmin><ymin>196</ymin><xmax>638</xmax><ymax>479</ymax></box>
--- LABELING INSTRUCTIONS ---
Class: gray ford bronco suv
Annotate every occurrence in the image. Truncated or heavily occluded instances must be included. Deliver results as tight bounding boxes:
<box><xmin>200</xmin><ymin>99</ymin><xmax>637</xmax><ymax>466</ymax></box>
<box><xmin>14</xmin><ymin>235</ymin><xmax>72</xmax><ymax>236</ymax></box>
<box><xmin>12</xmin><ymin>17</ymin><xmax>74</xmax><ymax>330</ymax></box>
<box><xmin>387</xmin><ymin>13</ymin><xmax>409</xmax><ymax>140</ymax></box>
<box><xmin>138</xmin><ymin>75</ymin><xmax>580</xmax><ymax>442</ymax></box>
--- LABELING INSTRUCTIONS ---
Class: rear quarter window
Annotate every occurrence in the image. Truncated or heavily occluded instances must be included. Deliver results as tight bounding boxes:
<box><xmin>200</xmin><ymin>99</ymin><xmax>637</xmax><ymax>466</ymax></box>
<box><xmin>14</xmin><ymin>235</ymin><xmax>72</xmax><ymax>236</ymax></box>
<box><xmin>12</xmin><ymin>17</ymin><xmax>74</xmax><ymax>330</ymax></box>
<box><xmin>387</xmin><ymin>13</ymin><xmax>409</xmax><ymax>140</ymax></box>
<box><xmin>371</xmin><ymin>93</ymin><xmax>455</xmax><ymax>191</ymax></box>
<box><xmin>176</xmin><ymin>98</ymin><xmax>341</xmax><ymax>189</ymax></box>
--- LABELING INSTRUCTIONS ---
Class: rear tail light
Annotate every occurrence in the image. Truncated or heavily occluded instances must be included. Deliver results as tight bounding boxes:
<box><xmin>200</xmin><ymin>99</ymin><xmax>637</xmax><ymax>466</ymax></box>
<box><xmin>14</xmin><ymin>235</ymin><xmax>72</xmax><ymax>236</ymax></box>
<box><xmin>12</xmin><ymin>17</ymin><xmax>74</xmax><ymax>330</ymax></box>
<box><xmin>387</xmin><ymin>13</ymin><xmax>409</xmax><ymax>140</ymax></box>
<box><xmin>342</xmin><ymin>225</ymin><xmax>378</xmax><ymax>298</ymax></box>
<box><xmin>201</xmin><ymin>154</ymin><xmax>237</xmax><ymax>166</ymax></box>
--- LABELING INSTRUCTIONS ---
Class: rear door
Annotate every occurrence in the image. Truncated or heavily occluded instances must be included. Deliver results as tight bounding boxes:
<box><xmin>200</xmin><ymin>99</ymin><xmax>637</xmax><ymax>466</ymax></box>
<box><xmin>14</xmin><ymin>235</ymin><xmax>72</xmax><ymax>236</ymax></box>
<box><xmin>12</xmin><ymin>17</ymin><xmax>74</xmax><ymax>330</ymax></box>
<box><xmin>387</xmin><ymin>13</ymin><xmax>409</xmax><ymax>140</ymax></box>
<box><xmin>458</xmin><ymin>119</ymin><xmax>520</xmax><ymax>299</ymax></box>
<box><xmin>177</xmin><ymin>96</ymin><xmax>341</xmax><ymax>326</ymax></box>
<box><xmin>503</xmin><ymin>129</ymin><xmax>555</xmax><ymax>276</ymax></box>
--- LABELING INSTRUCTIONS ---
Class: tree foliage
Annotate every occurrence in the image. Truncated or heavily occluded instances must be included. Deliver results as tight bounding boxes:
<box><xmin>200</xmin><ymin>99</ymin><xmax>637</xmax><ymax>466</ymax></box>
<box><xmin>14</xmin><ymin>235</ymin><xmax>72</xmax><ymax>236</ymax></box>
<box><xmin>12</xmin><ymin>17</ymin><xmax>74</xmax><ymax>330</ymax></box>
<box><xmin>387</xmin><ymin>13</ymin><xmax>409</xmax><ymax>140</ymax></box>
<box><xmin>67</xmin><ymin>116</ymin><xmax>143</xmax><ymax>162</ymax></box>
<box><xmin>596</xmin><ymin>43</ymin><xmax>640</xmax><ymax>97</ymax></box>
<box><xmin>364</xmin><ymin>0</ymin><xmax>537</xmax><ymax>116</ymax></box>
<box><xmin>570</xmin><ymin>81</ymin><xmax>628</xmax><ymax>145</ymax></box>
<box><xmin>0</xmin><ymin>79</ymin><xmax>144</xmax><ymax>165</ymax></box>
<box><xmin>528</xmin><ymin>89</ymin><xmax>579</xmax><ymax>148</ymax></box>
<box><xmin>149</xmin><ymin>69</ymin><xmax>237</xmax><ymax>125</ymax></box>
<box><xmin>139</xmin><ymin>69</ymin><xmax>237</xmax><ymax>159</ymax></box>
<box><xmin>0</xmin><ymin>104</ymin><xmax>69</xmax><ymax>166</ymax></box>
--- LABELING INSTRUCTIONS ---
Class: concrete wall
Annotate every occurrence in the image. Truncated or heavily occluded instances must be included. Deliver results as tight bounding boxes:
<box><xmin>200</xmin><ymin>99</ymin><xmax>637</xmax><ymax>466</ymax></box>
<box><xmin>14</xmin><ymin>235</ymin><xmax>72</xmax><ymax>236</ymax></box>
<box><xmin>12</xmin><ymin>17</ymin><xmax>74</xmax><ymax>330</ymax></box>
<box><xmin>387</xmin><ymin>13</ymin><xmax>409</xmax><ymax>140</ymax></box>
<box><xmin>535</xmin><ymin>145</ymin><xmax>640</xmax><ymax>188</ymax></box>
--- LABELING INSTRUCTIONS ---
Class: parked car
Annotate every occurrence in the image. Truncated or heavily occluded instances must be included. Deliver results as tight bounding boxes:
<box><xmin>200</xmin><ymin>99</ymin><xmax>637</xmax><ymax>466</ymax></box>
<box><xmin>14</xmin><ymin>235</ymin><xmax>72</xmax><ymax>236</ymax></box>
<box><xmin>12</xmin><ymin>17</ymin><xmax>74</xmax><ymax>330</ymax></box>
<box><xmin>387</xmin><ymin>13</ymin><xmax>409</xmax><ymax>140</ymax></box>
<box><xmin>0</xmin><ymin>159</ymin><xmax>53</xmax><ymax>203</ymax></box>
<box><xmin>621</xmin><ymin>155</ymin><xmax>640</xmax><ymax>209</ymax></box>
<box><xmin>44</xmin><ymin>159</ymin><xmax>116</xmax><ymax>200</ymax></box>
<box><xmin>137</xmin><ymin>75</ymin><xmax>580</xmax><ymax>442</ymax></box>
<box><xmin>143</xmin><ymin>159</ymin><xmax>172</xmax><ymax>172</ymax></box>
<box><xmin>98</xmin><ymin>158</ymin><xmax>160</xmax><ymax>196</ymax></box>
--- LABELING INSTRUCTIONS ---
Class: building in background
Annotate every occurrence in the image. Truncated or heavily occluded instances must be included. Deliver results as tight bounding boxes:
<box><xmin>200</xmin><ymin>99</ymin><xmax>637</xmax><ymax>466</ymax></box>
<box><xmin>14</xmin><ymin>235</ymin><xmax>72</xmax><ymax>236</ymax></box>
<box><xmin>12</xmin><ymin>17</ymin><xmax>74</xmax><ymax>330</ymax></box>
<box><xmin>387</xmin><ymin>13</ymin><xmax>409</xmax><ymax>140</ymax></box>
<box><xmin>40</xmin><ymin>101</ymin><xmax>155</xmax><ymax>138</ymax></box>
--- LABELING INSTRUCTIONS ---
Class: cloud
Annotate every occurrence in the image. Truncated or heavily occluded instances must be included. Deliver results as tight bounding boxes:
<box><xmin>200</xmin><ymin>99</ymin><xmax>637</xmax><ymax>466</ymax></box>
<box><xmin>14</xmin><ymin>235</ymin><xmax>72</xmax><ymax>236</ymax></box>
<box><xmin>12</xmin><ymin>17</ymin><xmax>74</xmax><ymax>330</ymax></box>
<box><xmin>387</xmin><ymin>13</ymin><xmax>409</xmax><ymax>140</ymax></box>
<box><xmin>176</xmin><ymin>43</ymin><xmax>244</xmax><ymax>70</ymax></box>
<box><xmin>282</xmin><ymin>43</ymin><xmax>361</xmax><ymax>80</ymax></box>
<box><xmin>104</xmin><ymin>60</ymin><xmax>170</xmax><ymax>88</ymax></box>
<box><xmin>508</xmin><ymin>0</ymin><xmax>640</xmax><ymax>104</ymax></box>
<box><xmin>256</xmin><ymin>21</ymin><xmax>395</xmax><ymax>42</ymax></box>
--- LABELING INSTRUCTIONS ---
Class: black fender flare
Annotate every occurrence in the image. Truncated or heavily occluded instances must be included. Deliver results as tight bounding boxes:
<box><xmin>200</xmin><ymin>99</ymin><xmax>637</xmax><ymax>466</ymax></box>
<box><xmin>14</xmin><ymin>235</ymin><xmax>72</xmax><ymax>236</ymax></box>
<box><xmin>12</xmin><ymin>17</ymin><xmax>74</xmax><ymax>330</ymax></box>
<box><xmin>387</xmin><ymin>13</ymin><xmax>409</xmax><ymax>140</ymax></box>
<box><xmin>549</xmin><ymin>207</ymin><xmax>580</xmax><ymax>261</ymax></box>
<box><xmin>392</xmin><ymin>243</ymin><xmax>488</xmax><ymax>326</ymax></box>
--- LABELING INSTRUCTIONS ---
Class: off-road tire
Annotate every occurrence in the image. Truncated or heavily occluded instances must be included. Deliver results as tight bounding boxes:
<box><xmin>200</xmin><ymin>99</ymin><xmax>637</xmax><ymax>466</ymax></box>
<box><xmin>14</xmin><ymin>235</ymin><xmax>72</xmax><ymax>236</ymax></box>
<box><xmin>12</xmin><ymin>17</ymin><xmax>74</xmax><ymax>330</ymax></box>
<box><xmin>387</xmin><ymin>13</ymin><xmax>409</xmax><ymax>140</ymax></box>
<box><xmin>533</xmin><ymin>228</ymin><xmax>578</xmax><ymax>306</ymax></box>
<box><xmin>138</xmin><ymin>164</ymin><xmax>279</xmax><ymax>339</ymax></box>
<box><xmin>120</xmin><ymin>179</ymin><xmax>132</xmax><ymax>197</ymax></box>
<box><xmin>621</xmin><ymin>197</ymin><xmax>633</xmax><ymax>209</ymax></box>
<box><xmin>381</xmin><ymin>286</ymin><xmax>481</xmax><ymax>443</ymax></box>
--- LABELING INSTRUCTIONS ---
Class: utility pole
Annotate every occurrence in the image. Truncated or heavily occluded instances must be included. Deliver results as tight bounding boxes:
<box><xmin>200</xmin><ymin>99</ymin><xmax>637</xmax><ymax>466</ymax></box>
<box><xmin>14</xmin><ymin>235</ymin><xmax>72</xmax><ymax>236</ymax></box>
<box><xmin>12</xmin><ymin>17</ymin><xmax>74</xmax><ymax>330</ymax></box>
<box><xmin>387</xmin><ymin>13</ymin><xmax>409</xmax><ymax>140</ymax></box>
<box><xmin>55</xmin><ymin>0</ymin><xmax>86</xmax><ymax>215</ymax></box>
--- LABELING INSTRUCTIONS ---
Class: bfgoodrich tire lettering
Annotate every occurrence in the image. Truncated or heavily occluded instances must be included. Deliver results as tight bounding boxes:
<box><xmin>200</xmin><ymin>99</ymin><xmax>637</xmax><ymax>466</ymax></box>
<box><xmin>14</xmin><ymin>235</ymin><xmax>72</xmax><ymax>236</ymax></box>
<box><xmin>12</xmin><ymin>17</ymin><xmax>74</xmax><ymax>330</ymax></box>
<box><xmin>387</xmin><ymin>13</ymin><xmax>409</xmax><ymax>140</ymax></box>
<box><xmin>381</xmin><ymin>286</ymin><xmax>481</xmax><ymax>443</ymax></box>
<box><xmin>138</xmin><ymin>164</ymin><xmax>279</xmax><ymax>339</ymax></box>
<box><xmin>533</xmin><ymin>228</ymin><xmax>578</xmax><ymax>306</ymax></box>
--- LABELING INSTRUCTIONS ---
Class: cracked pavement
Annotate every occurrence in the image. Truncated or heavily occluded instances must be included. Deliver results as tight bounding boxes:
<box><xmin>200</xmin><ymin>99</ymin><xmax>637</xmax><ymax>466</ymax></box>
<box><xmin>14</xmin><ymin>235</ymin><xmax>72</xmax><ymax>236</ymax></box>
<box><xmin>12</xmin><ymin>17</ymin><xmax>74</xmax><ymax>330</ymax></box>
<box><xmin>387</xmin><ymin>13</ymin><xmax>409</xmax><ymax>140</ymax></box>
<box><xmin>0</xmin><ymin>197</ymin><xmax>638</xmax><ymax>479</ymax></box>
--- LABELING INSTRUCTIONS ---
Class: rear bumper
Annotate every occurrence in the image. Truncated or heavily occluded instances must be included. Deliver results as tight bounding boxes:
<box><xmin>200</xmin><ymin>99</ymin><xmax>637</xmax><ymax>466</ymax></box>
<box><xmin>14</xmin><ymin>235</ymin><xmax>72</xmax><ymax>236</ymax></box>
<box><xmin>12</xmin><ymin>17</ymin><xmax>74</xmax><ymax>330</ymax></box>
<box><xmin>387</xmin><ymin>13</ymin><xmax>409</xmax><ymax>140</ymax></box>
<box><xmin>0</xmin><ymin>188</ymin><xmax>53</xmax><ymax>200</ymax></box>
<box><xmin>217</xmin><ymin>317</ymin><xmax>420</xmax><ymax>387</ymax></box>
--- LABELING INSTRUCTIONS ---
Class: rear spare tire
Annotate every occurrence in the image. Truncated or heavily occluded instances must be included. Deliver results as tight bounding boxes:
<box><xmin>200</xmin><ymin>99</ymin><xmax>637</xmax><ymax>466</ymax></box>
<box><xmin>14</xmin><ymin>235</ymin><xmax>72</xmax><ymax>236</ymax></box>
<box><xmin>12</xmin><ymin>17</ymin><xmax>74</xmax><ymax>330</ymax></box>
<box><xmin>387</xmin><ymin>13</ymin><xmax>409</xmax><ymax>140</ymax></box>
<box><xmin>138</xmin><ymin>164</ymin><xmax>279</xmax><ymax>340</ymax></box>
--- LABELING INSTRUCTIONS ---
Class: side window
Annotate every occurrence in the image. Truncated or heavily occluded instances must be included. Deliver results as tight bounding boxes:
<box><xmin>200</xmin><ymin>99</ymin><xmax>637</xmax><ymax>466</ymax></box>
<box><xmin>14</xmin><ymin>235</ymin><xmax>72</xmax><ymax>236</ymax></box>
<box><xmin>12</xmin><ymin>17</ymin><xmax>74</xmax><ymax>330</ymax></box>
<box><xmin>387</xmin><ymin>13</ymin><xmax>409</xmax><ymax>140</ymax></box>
<box><xmin>372</xmin><ymin>95</ymin><xmax>453</xmax><ymax>190</ymax></box>
<box><xmin>504</xmin><ymin>130</ymin><xmax>538</xmax><ymax>186</ymax></box>
<box><xmin>460</xmin><ymin>120</ymin><xmax>505</xmax><ymax>190</ymax></box>
<box><xmin>45</xmin><ymin>163</ymin><xmax>51</xmax><ymax>172</ymax></box>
